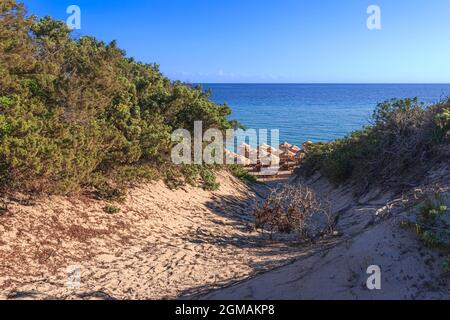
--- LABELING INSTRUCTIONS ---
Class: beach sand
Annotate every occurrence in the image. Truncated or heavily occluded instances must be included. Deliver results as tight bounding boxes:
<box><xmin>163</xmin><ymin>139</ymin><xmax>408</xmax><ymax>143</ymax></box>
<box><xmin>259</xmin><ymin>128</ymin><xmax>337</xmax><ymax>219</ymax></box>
<box><xmin>1</xmin><ymin>166</ymin><xmax>449</xmax><ymax>300</ymax></box>
<box><xmin>0</xmin><ymin>172</ymin><xmax>306</xmax><ymax>300</ymax></box>
<box><xmin>202</xmin><ymin>167</ymin><xmax>450</xmax><ymax>300</ymax></box>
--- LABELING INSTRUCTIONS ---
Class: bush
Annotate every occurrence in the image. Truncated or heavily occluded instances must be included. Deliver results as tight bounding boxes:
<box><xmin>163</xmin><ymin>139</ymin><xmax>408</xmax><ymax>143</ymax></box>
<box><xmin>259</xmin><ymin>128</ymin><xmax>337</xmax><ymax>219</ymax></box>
<box><xmin>298</xmin><ymin>98</ymin><xmax>450</xmax><ymax>191</ymax></box>
<box><xmin>434</xmin><ymin>107</ymin><xmax>450</xmax><ymax>143</ymax></box>
<box><xmin>103</xmin><ymin>205</ymin><xmax>121</xmax><ymax>214</ymax></box>
<box><xmin>417</xmin><ymin>194</ymin><xmax>449</xmax><ymax>222</ymax></box>
<box><xmin>200</xmin><ymin>167</ymin><xmax>220</xmax><ymax>191</ymax></box>
<box><xmin>421</xmin><ymin>230</ymin><xmax>446</xmax><ymax>248</ymax></box>
<box><xmin>0</xmin><ymin>1</ymin><xmax>233</xmax><ymax>196</ymax></box>
<box><xmin>88</xmin><ymin>173</ymin><xmax>127</xmax><ymax>202</ymax></box>
<box><xmin>162</xmin><ymin>164</ymin><xmax>221</xmax><ymax>191</ymax></box>
<box><xmin>253</xmin><ymin>184</ymin><xmax>333</xmax><ymax>240</ymax></box>
<box><xmin>444</xmin><ymin>255</ymin><xmax>450</xmax><ymax>274</ymax></box>
<box><xmin>401</xmin><ymin>193</ymin><xmax>450</xmax><ymax>251</ymax></box>
<box><xmin>228</xmin><ymin>164</ymin><xmax>258</xmax><ymax>184</ymax></box>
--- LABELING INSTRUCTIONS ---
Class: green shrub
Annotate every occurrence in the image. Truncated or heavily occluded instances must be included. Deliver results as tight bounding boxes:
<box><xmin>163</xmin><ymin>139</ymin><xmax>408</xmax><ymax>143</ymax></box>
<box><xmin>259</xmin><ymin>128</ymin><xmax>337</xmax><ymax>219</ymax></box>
<box><xmin>299</xmin><ymin>127</ymin><xmax>378</xmax><ymax>184</ymax></box>
<box><xmin>444</xmin><ymin>255</ymin><xmax>450</xmax><ymax>274</ymax></box>
<box><xmin>421</xmin><ymin>230</ymin><xmax>445</xmax><ymax>248</ymax></box>
<box><xmin>161</xmin><ymin>164</ymin><xmax>221</xmax><ymax>191</ymax></box>
<box><xmin>417</xmin><ymin>194</ymin><xmax>449</xmax><ymax>222</ymax></box>
<box><xmin>402</xmin><ymin>194</ymin><xmax>450</xmax><ymax>251</ymax></box>
<box><xmin>103</xmin><ymin>205</ymin><xmax>121</xmax><ymax>214</ymax></box>
<box><xmin>0</xmin><ymin>1</ymin><xmax>233</xmax><ymax>196</ymax></box>
<box><xmin>88</xmin><ymin>173</ymin><xmax>126</xmax><ymax>202</ymax></box>
<box><xmin>372</xmin><ymin>97</ymin><xmax>425</xmax><ymax>125</ymax></box>
<box><xmin>433</xmin><ymin>108</ymin><xmax>450</xmax><ymax>143</ymax></box>
<box><xmin>228</xmin><ymin>164</ymin><xmax>258</xmax><ymax>184</ymax></box>
<box><xmin>299</xmin><ymin>98</ymin><xmax>450</xmax><ymax>189</ymax></box>
<box><xmin>199</xmin><ymin>166</ymin><xmax>220</xmax><ymax>191</ymax></box>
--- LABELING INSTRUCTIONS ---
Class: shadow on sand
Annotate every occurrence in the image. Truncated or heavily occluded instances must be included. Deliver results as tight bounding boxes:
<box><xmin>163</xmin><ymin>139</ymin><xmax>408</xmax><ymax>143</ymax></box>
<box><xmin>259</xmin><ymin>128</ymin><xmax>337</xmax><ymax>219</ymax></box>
<box><xmin>176</xmin><ymin>178</ymin><xmax>322</xmax><ymax>299</ymax></box>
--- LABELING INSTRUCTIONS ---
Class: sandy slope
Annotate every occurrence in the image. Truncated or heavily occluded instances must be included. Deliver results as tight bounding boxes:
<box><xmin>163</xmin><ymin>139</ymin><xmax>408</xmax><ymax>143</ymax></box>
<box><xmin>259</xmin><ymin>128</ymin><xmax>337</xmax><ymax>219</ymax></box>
<box><xmin>1</xmin><ymin>166</ymin><xmax>449</xmax><ymax>300</ymax></box>
<box><xmin>203</xmin><ymin>216</ymin><xmax>450</xmax><ymax>299</ymax></box>
<box><xmin>202</xmin><ymin>168</ymin><xmax>450</xmax><ymax>300</ymax></box>
<box><xmin>0</xmin><ymin>172</ymin><xmax>306</xmax><ymax>300</ymax></box>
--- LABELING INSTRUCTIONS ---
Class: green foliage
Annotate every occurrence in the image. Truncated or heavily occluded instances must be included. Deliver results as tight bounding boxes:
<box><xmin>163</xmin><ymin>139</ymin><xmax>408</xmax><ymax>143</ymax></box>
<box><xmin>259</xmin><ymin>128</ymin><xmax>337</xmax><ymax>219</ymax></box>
<box><xmin>228</xmin><ymin>164</ymin><xmax>258</xmax><ymax>184</ymax></box>
<box><xmin>199</xmin><ymin>166</ymin><xmax>220</xmax><ymax>191</ymax></box>
<box><xmin>372</xmin><ymin>97</ymin><xmax>425</xmax><ymax>125</ymax></box>
<box><xmin>181</xmin><ymin>164</ymin><xmax>220</xmax><ymax>191</ymax></box>
<box><xmin>444</xmin><ymin>255</ymin><xmax>450</xmax><ymax>274</ymax></box>
<box><xmin>0</xmin><ymin>1</ymin><xmax>233</xmax><ymax>195</ymax></box>
<box><xmin>433</xmin><ymin>107</ymin><xmax>450</xmax><ymax>143</ymax></box>
<box><xmin>103</xmin><ymin>205</ymin><xmax>121</xmax><ymax>215</ymax></box>
<box><xmin>401</xmin><ymin>219</ymin><xmax>448</xmax><ymax>249</ymax></box>
<box><xmin>162</xmin><ymin>164</ymin><xmax>221</xmax><ymax>191</ymax></box>
<box><xmin>299</xmin><ymin>97</ymin><xmax>450</xmax><ymax>188</ymax></box>
<box><xmin>299</xmin><ymin>127</ymin><xmax>378</xmax><ymax>184</ymax></box>
<box><xmin>401</xmin><ymin>194</ymin><xmax>450</xmax><ymax>251</ymax></box>
<box><xmin>88</xmin><ymin>173</ymin><xmax>126</xmax><ymax>202</ymax></box>
<box><xmin>421</xmin><ymin>230</ymin><xmax>446</xmax><ymax>248</ymax></box>
<box><xmin>417</xmin><ymin>194</ymin><xmax>449</xmax><ymax>222</ymax></box>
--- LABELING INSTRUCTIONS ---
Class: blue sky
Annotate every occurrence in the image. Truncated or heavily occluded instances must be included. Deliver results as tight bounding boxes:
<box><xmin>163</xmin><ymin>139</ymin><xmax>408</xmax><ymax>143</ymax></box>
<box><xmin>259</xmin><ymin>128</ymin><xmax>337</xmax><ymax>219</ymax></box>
<box><xmin>23</xmin><ymin>0</ymin><xmax>450</xmax><ymax>83</ymax></box>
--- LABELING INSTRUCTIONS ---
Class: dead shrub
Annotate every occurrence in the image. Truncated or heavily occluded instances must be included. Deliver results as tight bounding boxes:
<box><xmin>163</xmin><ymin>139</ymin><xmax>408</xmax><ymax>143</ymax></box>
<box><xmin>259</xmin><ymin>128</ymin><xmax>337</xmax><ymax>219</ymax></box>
<box><xmin>253</xmin><ymin>184</ymin><xmax>334</xmax><ymax>240</ymax></box>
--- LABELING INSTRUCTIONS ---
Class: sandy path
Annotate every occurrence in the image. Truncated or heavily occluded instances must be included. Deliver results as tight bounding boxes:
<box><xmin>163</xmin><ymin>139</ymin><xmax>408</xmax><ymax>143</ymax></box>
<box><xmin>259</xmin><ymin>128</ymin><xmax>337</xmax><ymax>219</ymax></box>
<box><xmin>202</xmin><ymin>171</ymin><xmax>450</xmax><ymax>300</ymax></box>
<box><xmin>0</xmin><ymin>172</ymin><xmax>304</xmax><ymax>300</ymax></box>
<box><xmin>203</xmin><ymin>214</ymin><xmax>450</xmax><ymax>300</ymax></box>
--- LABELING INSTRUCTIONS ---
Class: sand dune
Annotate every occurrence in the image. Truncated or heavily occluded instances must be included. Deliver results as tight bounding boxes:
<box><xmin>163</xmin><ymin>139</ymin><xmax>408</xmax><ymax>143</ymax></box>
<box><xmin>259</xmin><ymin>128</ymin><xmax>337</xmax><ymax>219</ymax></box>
<box><xmin>1</xmin><ymin>166</ymin><xmax>449</xmax><ymax>300</ymax></box>
<box><xmin>202</xmin><ymin>168</ymin><xmax>450</xmax><ymax>300</ymax></box>
<box><xmin>0</xmin><ymin>172</ymin><xmax>306</xmax><ymax>300</ymax></box>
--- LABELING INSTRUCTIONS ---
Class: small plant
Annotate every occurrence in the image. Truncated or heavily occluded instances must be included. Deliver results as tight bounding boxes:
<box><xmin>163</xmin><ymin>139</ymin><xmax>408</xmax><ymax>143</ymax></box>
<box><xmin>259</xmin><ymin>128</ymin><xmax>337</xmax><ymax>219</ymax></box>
<box><xmin>163</xmin><ymin>166</ymin><xmax>186</xmax><ymax>190</ymax></box>
<box><xmin>228</xmin><ymin>164</ymin><xmax>258</xmax><ymax>184</ymax></box>
<box><xmin>417</xmin><ymin>194</ymin><xmax>449</xmax><ymax>222</ymax></box>
<box><xmin>443</xmin><ymin>255</ymin><xmax>450</xmax><ymax>274</ymax></box>
<box><xmin>103</xmin><ymin>205</ymin><xmax>121</xmax><ymax>214</ymax></box>
<box><xmin>421</xmin><ymin>231</ymin><xmax>445</xmax><ymax>248</ymax></box>
<box><xmin>400</xmin><ymin>220</ymin><xmax>423</xmax><ymax>235</ymax></box>
<box><xmin>434</xmin><ymin>108</ymin><xmax>450</xmax><ymax>142</ymax></box>
<box><xmin>0</xmin><ymin>198</ymin><xmax>8</xmax><ymax>214</ymax></box>
<box><xmin>93</xmin><ymin>181</ymin><xmax>126</xmax><ymax>202</ymax></box>
<box><xmin>402</xmin><ymin>194</ymin><xmax>449</xmax><ymax>249</ymax></box>
<box><xmin>200</xmin><ymin>167</ymin><xmax>220</xmax><ymax>191</ymax></box>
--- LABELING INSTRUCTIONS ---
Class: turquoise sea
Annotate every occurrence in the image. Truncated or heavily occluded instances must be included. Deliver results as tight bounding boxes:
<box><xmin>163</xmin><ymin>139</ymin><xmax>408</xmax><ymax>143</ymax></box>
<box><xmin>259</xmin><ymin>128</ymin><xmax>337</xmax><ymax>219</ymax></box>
<box><xmin>202</xmin><ymin>84</ymin><xmax>450</xmax><ymax>146</ymax></box>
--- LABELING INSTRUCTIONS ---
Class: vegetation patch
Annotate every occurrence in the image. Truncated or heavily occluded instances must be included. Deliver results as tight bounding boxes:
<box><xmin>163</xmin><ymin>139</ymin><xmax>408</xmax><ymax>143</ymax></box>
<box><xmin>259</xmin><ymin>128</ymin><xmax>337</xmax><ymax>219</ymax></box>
<box><xmin>228</xmin><ymin>164</ymin><xmax>258</xmax><ymax>184</ymax></box>
<box><xmin>400</xmin><ymin>193</ymin><xmax>450</xmax><ymax>272</ymax></box>
<box><xmin>103</xmin><ymin>205</ymin><xmax>121</xmax><ymax>215</ymax></box>
<box><xmin>0</xmin><ymin>1</ymin><xmax>234</xmax><ymax>197</ymax></box>
<box><xmin>444</xmin><ymin>255</ymin><xmax>450</xmax><ymax>274</ymax></box>
<box><xmin>417</xmin><ymin>194</ymin><xmax>449</xmax><ymax>222</ymax></box>
<box><xmin>298</xmin><ymin>98</ymin><xmax>450</xmax><ymax>192</ymax></box>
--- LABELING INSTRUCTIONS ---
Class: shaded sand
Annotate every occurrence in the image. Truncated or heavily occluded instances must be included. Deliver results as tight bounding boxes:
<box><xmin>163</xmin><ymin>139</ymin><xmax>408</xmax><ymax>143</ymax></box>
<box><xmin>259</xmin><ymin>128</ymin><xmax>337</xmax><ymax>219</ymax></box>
<box><xmin>0</xmin><ymin>172</ymin><xmax>306</xmax><ymax>300</ymax></box>
<box><xmin>202</xmin><ymin>167</ymin><xmax>450</xmax><ymax>300</ymax></box>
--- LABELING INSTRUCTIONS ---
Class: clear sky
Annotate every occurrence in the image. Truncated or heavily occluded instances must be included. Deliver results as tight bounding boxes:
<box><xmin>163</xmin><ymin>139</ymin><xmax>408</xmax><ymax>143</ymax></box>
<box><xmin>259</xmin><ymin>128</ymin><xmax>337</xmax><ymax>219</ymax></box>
<box><xmin>23</xmin><ymin>0</ymin><xmax>450</xmax><ymax>83</ymax></box>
